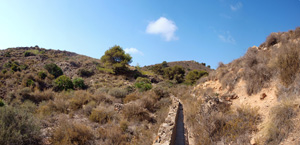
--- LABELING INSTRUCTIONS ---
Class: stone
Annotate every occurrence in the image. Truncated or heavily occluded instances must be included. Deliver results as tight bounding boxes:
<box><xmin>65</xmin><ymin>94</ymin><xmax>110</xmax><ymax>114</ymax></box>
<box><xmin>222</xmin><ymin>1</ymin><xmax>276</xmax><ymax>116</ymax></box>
<box><xmin>250</xmin><ymin>138</ymin><xmax>256</xmax><ymax>145</ymax></box>
<box><xmin>260</xmin><ymin>93</ymin><xmax>267</xmax><ymax>100</ymax></box>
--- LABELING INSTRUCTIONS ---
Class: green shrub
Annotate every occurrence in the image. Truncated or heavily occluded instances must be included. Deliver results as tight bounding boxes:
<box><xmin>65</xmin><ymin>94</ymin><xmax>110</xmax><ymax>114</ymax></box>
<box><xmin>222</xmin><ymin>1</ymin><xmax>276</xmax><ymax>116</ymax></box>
<box><xmin>4</xmin><ymin>61</ymin><xmax>21</xmax><ymax>72</ymax></box>
<box><xmin>4</xmin><ymin>52</ymin><xmax>11</xmax><ymax>57</ymax></box>
<box><xmin>134</xmin><ymin>77</ymin><xmax>152</xmax><ymax>92</ymax></box>
<box><xmin>0</xmin><ymin>99</ymin><xmax>4</xmax><ymax>107</ymax></box>
<box><xmin>44</xmin><ymin>63</ymin><xmax>63</xmax><ymax>78</ymax></box>
<box><xmin>0</xmin><ymin>106</ymin><xmax>41</xmax><ymax>145</ymax></box>
<box><xmin>77</xmin><ymin>69</ymin><xmax>94</xmax><ymax>77</ymax></box>
<box><xmin>73</xmin><ymin>78</ymin><xmax>87</xmax><ymax>89</ymax></box>
<box><xmin>108</xmin><ymin>88</ymin><xmax>128</xmax><ymax>98</ymax></box>
<box><xmin>38</xmin><ymin>71</ymin><xmax>47</xmax><ymax>79</ymax></box>
<box><xmin>54</xmin><ymin>75</ymin><xmax>73</xmax><ymax>91</ymax></box>
<box><xmin>164</xmin><ymin>65</ymin><xmax>185</xmax><ymax>83</ymax></box>
<box><xmin>1</xmin><ymin>69</ymin><xmax>7</xmax><ymax>74</ymax></box>
<box><xmin>185</xmin><ymin>70</ymin><xmax>208</xmax><ymax>85</ymax></box>
<box><xmin>26</xmin><ymin>79</ymin><xmax>35</xmax><ymax>87</ymax></box>
<box><xmin>24</xmin><ymin>51</ymin><xmax>35</xmax><ymax>57</ymax></box>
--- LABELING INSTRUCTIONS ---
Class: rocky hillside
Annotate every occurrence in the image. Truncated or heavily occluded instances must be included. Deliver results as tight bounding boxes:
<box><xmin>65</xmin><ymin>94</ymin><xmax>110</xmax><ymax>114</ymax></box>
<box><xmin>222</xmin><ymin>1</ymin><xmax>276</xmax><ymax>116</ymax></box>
<box><xmin>0</xmin><ymin>45</ymin><xmax>210</xmax><ymax>145</ymax></box>
<box><xmin>184</xmin><ymin>27</ymin><xmax>300</xmax><ymax>145</ymax></box>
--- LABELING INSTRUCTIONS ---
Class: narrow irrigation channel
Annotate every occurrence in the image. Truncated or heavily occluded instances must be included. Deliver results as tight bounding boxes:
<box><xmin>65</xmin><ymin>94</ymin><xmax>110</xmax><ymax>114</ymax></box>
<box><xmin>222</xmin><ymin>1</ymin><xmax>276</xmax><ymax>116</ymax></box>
<box><xmin>174</xmin><ymin>103</ymin><xmax>185</xmax><ymax>145</ymax></box>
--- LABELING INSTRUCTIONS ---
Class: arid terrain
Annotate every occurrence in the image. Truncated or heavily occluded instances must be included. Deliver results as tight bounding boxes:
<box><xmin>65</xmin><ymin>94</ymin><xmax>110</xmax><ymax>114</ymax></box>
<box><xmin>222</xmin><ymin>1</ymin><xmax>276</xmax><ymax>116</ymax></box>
<box><xmin>0</xmin><ymin>27</ymin><xmax>300</xmax><ymax>145</ymax></box>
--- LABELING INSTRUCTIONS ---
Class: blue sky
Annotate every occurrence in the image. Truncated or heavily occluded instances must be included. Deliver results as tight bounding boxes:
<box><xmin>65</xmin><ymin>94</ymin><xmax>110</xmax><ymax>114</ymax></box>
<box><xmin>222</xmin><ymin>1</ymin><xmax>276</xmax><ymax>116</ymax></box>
<box><xmin>0</xmin><ymin>0</ymin><xmax>300</xmax><ymax>68</ymax></box>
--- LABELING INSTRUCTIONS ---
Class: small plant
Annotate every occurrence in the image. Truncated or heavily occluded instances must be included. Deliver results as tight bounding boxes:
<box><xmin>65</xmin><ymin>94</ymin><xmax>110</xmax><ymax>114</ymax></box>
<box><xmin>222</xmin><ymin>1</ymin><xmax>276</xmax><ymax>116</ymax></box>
<box><xmin>124</xmin><ymin>93</ymin><xmax>140</xmax><ymax>103</ymax></box>
<box><xmin>1</xmin><ymin>69</ymin><xmax>7</xmax><ymax>74</ymax></box>
<box><xmin>26</xmin><ymin>79</ymin><xmax>35</xmax><ymax>87</ymax></box>
<box><xmin>24</xmin><ymin>51</ymin><xmax>35</xmax><ymax>57</ymax></box>
<box><xmin>38</xmin><ymin>71</ymin><xmax>47</xmax><ymax>79</ymax></box>
<box><xmin>73</xmin><ymin>78</ymin><xmax>87</xmax><ymax>89</ymax></box>
<box><xmin>77</xmin><ymin>69</ymin><xmax>94</xmax><ymax>77</ymax></box>
<box><xmin>4</xmin><ymin>52</ymin><xmax>11</xmax><ymax>57</ymax></box>
<box><xmin>44</xmin><ymin>63</ymin><xmax>63</xmax><ymax>78</ymax></box>
<box><xmin>54</xmin><ymin>75</ymin><xmax>73</xmax><ymax>91</ymax></box>
<box><xmin>0</xmin><ymin>99</ymin><xmax>4</xmax><ymax>107</ymax></box>
<box><xmin>108</xmin><ymin>88</ymin><xmax>128</xmax><ymax>98</ymax></box>
<box><xmin>89</xmin><ymin>107</ymin><xmax>114</xmax><ymax>124</ymax></box>
<box><xmin>134</xmin><ymin>77</ymin><xmax>152</xmax><ymax>92</ymax></box>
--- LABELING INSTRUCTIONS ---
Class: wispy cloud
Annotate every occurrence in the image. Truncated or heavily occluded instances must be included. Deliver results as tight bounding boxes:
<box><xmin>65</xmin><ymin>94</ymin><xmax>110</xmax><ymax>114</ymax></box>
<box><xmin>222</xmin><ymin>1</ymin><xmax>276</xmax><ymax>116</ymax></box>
<box><xmin>220</xmin><ymin>13</ymin><xmax>232</xmax><ymax>19</ymax></box>
<box><xmin>146</xmin><ymin>17</ymin><xmax>178</xmax><ymax>41</ymax></box>
<box><xmin>124</xmin><ymin>48</ymin><xmax>144</xmax><ymax>55</ymax></box>
<box><xmin>218</xmin><ymin>31</ymin><xmax>236</xmax><ymax>44</ymax></box>
<box><xmin>230</xmin><ymin>2</ymin><xmax>243</xmax><ymax>11</ymax></box>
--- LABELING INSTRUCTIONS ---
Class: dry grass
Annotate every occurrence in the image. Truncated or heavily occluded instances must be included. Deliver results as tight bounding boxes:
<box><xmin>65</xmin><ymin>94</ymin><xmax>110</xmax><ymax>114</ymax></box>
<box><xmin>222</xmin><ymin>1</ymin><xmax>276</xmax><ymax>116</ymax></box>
<box><xmin>276</xmin><ymin>46</ymin><xmax>299</xmax><ymax>86</ymax></box>
<box><xmin>261</xmin><ymin>101</ymin><xmax>298</xmax><ymax>145</ymax></box>
<box><xmin>69</xmin><ymin>91</ymin><xmax>92</xmax><ymax>110</ymax></box>
<box><xmin>89</xmin><ymin>106</ymin><xmax>117</xmax><ymax>124</ymax></box>
<box><xmin>51</xmin><ymin>121</ymin><xmax>94</xmax><ymax>145</ymax></box>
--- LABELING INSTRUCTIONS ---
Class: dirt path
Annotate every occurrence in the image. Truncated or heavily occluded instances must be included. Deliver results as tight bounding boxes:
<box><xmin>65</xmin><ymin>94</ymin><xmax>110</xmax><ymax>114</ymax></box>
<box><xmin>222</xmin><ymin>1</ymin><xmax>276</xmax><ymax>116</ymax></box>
<box><xmin>174</xmin><ymin>103</ymin><xmax>185</xmax><ymax>145</ymax></box>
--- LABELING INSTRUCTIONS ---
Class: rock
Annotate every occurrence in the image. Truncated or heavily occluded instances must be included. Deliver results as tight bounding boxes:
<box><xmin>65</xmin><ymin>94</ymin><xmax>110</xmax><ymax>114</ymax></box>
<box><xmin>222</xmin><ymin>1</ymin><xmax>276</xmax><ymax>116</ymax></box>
<box><xmin>260</xmin><ymin>93</ymin><xmax>267</xmax><ymax>100</ymax></box>
<box><xmin>250</xmin><ymin>138</ymin><xmax>256</xmax><ymax>145</ymax></box>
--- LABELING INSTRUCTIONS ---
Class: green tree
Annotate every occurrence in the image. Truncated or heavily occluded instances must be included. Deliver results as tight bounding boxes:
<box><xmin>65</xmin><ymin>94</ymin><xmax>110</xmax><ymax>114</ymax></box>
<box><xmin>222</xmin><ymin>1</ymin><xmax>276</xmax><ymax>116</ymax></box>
<box><xmin>164</xmin><ymin>65</ymin><xmax>185</xmax><ymax>83</ymax></box>
<box><xmin>185</xmin><ymin>70</ymin><xmax>208</xmax><ymax>85</ymax></box>
<box><xmin>100</xmin><ymin>45</ymin><xmax>132</xmax><ymax>74</ymax></box>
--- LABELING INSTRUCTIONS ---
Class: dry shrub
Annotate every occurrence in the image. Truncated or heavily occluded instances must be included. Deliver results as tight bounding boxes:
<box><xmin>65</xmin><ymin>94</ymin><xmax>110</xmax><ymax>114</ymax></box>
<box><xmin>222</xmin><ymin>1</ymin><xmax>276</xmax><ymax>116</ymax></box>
<box><xmin>123</xmin><ymin>93</ymin><xmax>140</xmax><ymax>104</ymax></box>
<box><xmin>29</xmin><ymin>89</ymin><xmax>54</xmax><ymax>103</ymax></box>
<box><xmin>69</xmin><ymin>91</ymin><xmax>92</xmax><ymax>110</ymax></box>
<box><xmin>266</xmin><ymin>33</ymin><xmax>279</xmax><ymax>47</ymax></box>
<box><xmin>82</xmin><ymin>101</ymin><xmax>97</xmax><ymax>116</ymax></box>
<box><xmin>37</xmin><ymin>93</ymin><xmax>70</xmax><ymax>115</ymax></box>
<box><xmin>0</xmin><ymin>106</ymin><xmax>41</xmax><ymax>145</ymax></box>
<box><xmin>244</xmin><ymin>64</ymin><xmax>272</xmax><ymax>95</ymax></box>
<box><xmin>276</xmin><ymin>46</ymin><xmax>299</xmax><ymax>86</ymax></box>
<box><xmin>215</xmin><ymin>106</ymin><xmax>260</xmax><ymax>144</ymax></box>
<box><xmin>138</xmin><ymin>92</ymin><xmax>158</xmax><ymax>113</ymax></box>
<box><xmin>93</xmin><ymin>90</ymin><xmax>114</xmax><ymax>104</ymax></box>
<box><xmin>108</xmin><ymin>87</ymin><xmax>128</xmax><ymax>98</ymax></box>
<box><xmin>89</xmin><ymin>106</ymin><xmax>116</xmax><ymax>124</ymax></box>
<box><xmin>220</xmin><ymin>72</ymin><xmax>239</xmax><ymax>91</ymax></box>
<box><xmin>277</xmin><ymin>75</ymin><xmax>300</xmax><ymax>101</ymax></box>
<box><xmin>51</xmin><ymin>121</ymin><xmax>94</xmax><ymax>145</ymax></box>
<box><xmin>98</xmin><ymin>126</ymin><xmax>130</xmax><ymax>145</ymax></box>
<box><xmin>122</xmin><ymin>102</ymin><xmax>152</xmax><ymax>122</ymax></box>
<box><xmin>243</xmin><ymin>48</ymin><xmax>272</xmax><ymax>95</ymax></box>
<box><xmin>294</xmin><ymin>27</ymin><xmax>300</xmax><ymax>38</ymax></box>
<box><xmin>262</xmin><ymin>101</ymin><xmax>297</xmax><ymax>144</ymax></box>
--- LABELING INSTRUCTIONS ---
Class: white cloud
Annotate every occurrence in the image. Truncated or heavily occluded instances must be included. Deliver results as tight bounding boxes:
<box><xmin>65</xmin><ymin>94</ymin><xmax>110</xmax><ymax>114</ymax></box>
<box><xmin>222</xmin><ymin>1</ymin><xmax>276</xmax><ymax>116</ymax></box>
<box><xmin>218</xmin><ymin>31</ymin><xmax>236</xmax><ymax>44</ymax></box>
<box><xmin>124</xmin><ymin>48</ymin><xmax>144</xmax><ymax>55</ymax></box>
<box><xmin>230</xmin><ymin>2</ymin><xmax>243</xmax><ymax>11</ymax></box>
<box><xmin>146</xmin><ymin>17</ymin><xmax>178</xmax><ymax>41</ymax></box>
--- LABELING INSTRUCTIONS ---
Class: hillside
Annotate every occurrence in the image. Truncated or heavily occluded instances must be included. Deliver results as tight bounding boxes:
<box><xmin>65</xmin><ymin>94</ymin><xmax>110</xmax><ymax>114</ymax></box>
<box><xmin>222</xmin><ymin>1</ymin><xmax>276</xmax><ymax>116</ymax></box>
<box><xmin>0</xmin><ymin>45</ymin><xmax>211</xmax><ymax>145</ymax></box>
<box><xmin>180</xmin><ymin>27</ymin><xmax>300</xmax><ymax>145</ymax></box>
